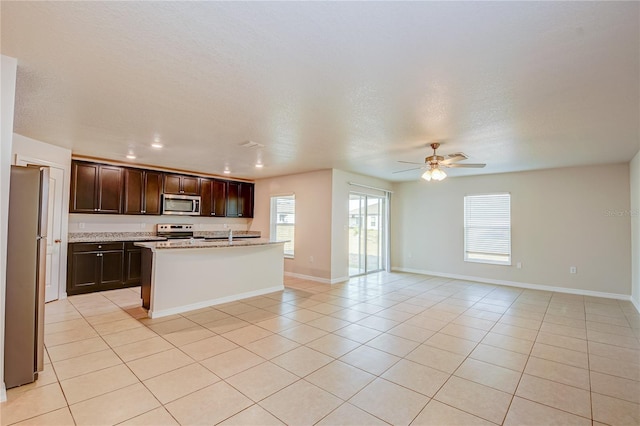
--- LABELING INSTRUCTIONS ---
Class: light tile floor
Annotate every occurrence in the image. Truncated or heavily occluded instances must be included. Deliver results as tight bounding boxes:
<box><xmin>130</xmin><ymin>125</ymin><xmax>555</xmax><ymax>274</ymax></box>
<box><xmin>2</xmin><ymin>272</ymin><xmax>640</xmax><ymax>425</ymax></box>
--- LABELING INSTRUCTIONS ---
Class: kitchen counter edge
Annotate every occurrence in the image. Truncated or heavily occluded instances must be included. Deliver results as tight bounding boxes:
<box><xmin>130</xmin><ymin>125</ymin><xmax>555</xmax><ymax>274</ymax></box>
<box><xmin>68</xmin><ymin>231</ymin><xmax>261</xmax><ymax>243</ymax></box>
<box><xmin>134</xmin><ymin>238</ymin><xmax>286</xmax><ymax>250</ymax></box>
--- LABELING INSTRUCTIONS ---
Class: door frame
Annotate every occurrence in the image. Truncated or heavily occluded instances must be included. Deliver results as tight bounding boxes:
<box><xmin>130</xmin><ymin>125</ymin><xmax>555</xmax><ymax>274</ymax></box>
<box><xmin>15</xmin><ymin>154</ymin><xmax>69</xmax><ymax>301</ymax></box>
<box><xmin>348</xmin><ymin>191</ymin><xmax>389</xmax><ymax>277</ymax></box>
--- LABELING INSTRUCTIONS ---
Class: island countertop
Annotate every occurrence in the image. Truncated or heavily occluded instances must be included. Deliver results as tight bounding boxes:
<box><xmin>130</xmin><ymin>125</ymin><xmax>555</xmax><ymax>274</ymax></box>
<box><xmin>134</xmin><ymin>238</ymin><xmax>284</xmax><ymax>250</ymax></box>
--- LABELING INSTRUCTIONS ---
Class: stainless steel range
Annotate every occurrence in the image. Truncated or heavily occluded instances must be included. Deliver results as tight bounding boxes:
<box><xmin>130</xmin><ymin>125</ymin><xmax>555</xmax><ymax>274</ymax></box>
<box><xmin>156</xmin><ymin>224</ymin><xmax>203</xmax><ymax>240</ymax></box>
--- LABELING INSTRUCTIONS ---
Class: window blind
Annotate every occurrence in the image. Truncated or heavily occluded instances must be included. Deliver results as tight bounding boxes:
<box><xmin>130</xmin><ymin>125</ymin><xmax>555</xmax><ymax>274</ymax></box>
<box><xmin>464</xmin><ymin>193</ymin><xmax>511</xmax><ymax>265</ymax></box>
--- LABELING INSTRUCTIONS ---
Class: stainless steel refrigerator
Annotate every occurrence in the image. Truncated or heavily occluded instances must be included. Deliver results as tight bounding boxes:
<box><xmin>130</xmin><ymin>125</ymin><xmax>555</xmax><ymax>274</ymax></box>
<box><xmin>4</xmin><ymin>165</ymin><xmax>49</xmax><ymax>389</ymax></box>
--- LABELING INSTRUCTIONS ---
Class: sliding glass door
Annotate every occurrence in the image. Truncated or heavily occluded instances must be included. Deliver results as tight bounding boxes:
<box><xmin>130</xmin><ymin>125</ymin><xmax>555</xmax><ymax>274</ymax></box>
<box><xmin>349</xmin><ymin>193</ymin><xmax>386</xmax><ymax>277</ymax></box>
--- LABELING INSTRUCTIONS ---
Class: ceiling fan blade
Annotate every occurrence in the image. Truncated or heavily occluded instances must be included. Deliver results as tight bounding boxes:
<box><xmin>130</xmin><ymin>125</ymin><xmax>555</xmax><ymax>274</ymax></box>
<box><xmin>397</xmin><ymin>160</ymin><xmax>425</xmax><ymax>165</ymax></box>
<box><xmin>441</xmin><ymin>153</ymin><xmax>468</xmax><ymax>164</ymax></box>
<box><xmin>445</xmin><ymin>163</ymin><xmax>486</xmax><ymax>168</ymax></box>
<box><xmin>392</xmin><ymin>167</ymin><xmax>425</xmax><ymax>174</ymax></box>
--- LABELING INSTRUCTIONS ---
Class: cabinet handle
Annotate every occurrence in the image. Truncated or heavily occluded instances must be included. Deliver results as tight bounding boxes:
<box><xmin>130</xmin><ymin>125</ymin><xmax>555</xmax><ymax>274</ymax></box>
<box><xmin>98</xmin><ymin>245</ymin><xmax>102</xmax><ymax>248</ymax></box>
<box><xmin>94</xmin><ymin>208</ymin><xmax>98</xmax><ymax>211</ymax></box>
<box><xmin>97</xmin><ymin>253</ymin><xmax>102</xmax><ymax>257</ymax></box>
<box><xmin>238</xmin><ymin>214</ymin><xmax>242</xmax><ymax>216</ymax></box>
<box><xmin>54</xmin><ymin>239</ymin><xmax>62</xmax><ymax>243</ymax></box>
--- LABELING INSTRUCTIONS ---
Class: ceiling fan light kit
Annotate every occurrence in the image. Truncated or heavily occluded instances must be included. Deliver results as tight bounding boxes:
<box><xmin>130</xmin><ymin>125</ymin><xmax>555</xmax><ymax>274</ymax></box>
<box><xmin>421</xmin><ymin>166</ymin><xmax>447</xmax><ymax>181</ymax></box>
<box><xmin>396</xmin><ymin>142</ymin><xmax>486</xmax><ymax>182</ymax></box>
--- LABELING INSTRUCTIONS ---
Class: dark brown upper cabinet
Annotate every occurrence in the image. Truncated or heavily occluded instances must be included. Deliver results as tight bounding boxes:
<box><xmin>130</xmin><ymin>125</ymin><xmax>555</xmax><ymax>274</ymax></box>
<box><xmin>227</xmin><ymin>182</ymin><xmax>254</xmax><ymax>218</ymax></box>
<box><xmin>123</xmin><ymin>168</ymin><xmax>162</xmax><ymax>215</ymax></box>
<box><xmin>70</xmin><ymin>159</ymin><xmax>254</xmax><ymax>217</ymax></box>
<box><xmin>70</xmin><ymin>161</ymin><xmax>123</xmax><ymax>213</ymax></box>
<box><xmin>163</xmin><ymin>174</ymin><xmax>200</xmax><ymax>195</ymax></box>
<box><xmin>200</xmin><ymin>178</ymin><xmax>228</xmax><ymax>217</ymax></box>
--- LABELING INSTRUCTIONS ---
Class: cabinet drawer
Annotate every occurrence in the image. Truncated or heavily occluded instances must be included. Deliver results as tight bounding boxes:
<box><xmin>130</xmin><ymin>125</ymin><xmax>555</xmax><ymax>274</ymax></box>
<box><xmin>71</xmin><ymin>242</ymin><xmax>124</xmax><ymax>253</ymax></box>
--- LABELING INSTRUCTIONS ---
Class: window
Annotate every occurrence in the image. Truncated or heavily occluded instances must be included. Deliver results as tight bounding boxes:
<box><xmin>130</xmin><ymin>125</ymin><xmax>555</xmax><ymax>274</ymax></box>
<box><xmin>464</xmin><ymin>193</ymin><xmax>511</xmax><ymax>265</ymax></box>
<box><xmin>270</xmin><ymin>195</ymin><xmax>295</xmax><ymax>257</ymax></box>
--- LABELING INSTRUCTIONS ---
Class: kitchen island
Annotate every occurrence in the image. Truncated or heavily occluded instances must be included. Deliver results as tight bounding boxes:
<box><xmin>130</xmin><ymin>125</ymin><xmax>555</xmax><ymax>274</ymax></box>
<box><xmin>134</xmin><ymin>238</ymin><xmax>285</xmax><ymax>318</ymax></box>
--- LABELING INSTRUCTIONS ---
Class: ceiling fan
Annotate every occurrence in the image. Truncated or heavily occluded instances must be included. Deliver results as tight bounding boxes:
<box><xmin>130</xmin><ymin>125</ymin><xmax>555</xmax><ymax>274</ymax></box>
<box><xmin>394</xmin><ymin>142</ymin><xmax>486</xmax><ymax>181</ymax></box>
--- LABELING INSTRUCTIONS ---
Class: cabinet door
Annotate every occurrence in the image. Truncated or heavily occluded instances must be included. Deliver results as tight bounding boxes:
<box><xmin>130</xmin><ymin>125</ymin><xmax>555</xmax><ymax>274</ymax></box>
<box><xmin>212</xmin><ymin>180</ymin><xmax>228</xmax><ymax>217</ymax></box>
<box><xmin>239</xmin><ymin>183</ymin><xmax>254</xmax><ymax>218</ymax></box>
<box><xmin>200</xmin><ymin>179</ymin><xmax>213</xmax><ymax>216</ymax></box>
<box><xmin>144</xmin><ymin>171</ymin><xmax>163</xmax><ymax>215</ymax></box>
<box><xmin>69</xmin><ymin>251</ymin><xmax>100</xmax><ymax>294</ymax></box>
<box><xmin>163</xmin><ymin>174</ymin><xmax>182</xmax><ymax>194</ymax></box>
<box><xmin>70</xmin><ymin>162</ymin><xmax>98</xmax><ymax>213</ymax></box>
<box><xmin>123</xmin><ymin>168</ymin><xmax>144</xmax><ymax>214</ymax></box>
<box><xmin>98</xmin><ymin>165</ymin><xmax>123</xmax><ymax>213</ymax></box>
<box><xmin>181</xmin><ymin>176</ymin><xmax>200</xmax><ymax>195</ymax></box>
<box><xmin>99</xmin><ymin>250</ymin><xmax>124</xmax><ymax>287</ymax></box>
<box><xmin>124</xmin><ymin>245</ymin><xmax>142</xmax><ymax>286</ymax></box>
<box><xmin>227</xmin><ymin>182</ymin><xmax>240</xmax><ymax>217</ymax></box>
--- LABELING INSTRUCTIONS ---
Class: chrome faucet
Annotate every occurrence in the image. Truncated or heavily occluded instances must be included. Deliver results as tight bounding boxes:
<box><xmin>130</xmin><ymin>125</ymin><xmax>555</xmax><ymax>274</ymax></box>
<box><xmin>228</xmin><ymin>229</ymin><xmax>233</xmax><ymax>242</ymax></box>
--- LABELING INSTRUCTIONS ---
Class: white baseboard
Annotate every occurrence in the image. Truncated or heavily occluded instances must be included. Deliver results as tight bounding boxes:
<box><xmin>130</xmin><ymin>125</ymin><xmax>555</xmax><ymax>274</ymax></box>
<box><xmin>393</xmin><ymin>267</ymin><xmax>633</xmax><ymax>302</ymax></box>
<box><xmin>148</xmin><ymin>285</ymin><xmax>284</xmax><ymax>318</ymax></box>
<box><xmin>330</xmin><ymin>276</ymin><xmax>350</xmax><ymax>284</ymax></box>
<box><xmin>1</xmin><ymin>382</ymin><xmax>6</xmax><ymax>402</ymax></box>
<box><xmin>284</xmin><ymin>272</ymin><xmax>348</xmax><ymax>285</ymax></box>
<box><xmin>632</xmin><ymin>296</ymin><xmax>640</xmax><ymax>314</ymax></box>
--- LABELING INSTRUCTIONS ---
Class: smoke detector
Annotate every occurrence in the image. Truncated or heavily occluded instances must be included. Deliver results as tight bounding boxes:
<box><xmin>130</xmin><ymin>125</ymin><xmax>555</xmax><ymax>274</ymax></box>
<box><xmin>240</xmin><ymin>140</ymin><xmax>264</xmax><ymax>149</ymax></box>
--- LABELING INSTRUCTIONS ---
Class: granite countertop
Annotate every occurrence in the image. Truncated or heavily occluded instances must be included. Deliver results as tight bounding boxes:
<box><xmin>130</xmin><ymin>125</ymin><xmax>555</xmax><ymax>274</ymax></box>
<box><xmin>68</xmin><ymin>231</ymin><xmax>261</xmax><ymax>243</ymax></box>
<box><xmin>134</xmin><ymin>238</ymin><xmax>284</xmax><ymax>250</ymax></box>
<box><xmin>68</xmin><ymin>232</ymin><xmax>166</xmax><ymax>243</ymax></box>
<box><xmin>194</xmin><ymin>231</ymin><xmax>261</xmax><ymax>239</ymax></box>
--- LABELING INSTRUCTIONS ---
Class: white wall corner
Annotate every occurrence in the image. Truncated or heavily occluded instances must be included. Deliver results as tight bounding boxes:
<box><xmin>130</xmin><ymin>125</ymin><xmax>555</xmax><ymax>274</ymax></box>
<box><xmin>630</xmin><ymin>149</ymin><xmax>640</xmax><ymax>313</ymax></box>
<box><xmin>0</xmin><ymin>54</ymin><xmax>18</xmax><ymax>406</ymax></box>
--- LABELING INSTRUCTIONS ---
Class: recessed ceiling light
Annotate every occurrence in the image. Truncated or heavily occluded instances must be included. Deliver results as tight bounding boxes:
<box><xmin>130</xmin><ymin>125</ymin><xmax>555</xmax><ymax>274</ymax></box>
<box><xmin>223</xmin><ymin>170</ymin><xmax>231</xmax><ymax>174</ymax></box>
<box><xmin>151</xmin><ymin>143</ymin><xmax>163</xmax><ymax>149</ymax></box>
<box><xmin>255</xmin><ymin>163</ymin><xmax>264</xmax><ymax>168</ymax></box>
<box><xmin>126</xmin><ymin>154</ymin><xmax>136</xmax><ymax>160</ymax></box>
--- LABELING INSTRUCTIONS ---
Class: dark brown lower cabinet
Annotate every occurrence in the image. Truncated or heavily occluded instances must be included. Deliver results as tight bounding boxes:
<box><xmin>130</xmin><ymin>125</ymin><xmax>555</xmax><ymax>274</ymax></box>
<box><xmin>124</xmin><ymin>242</ymin><xmax>142</xmax><ymax>285</ymax></box>
<box><xmin>141</xmin><ymin>248</ymin><xmax>152</xmax><ymax>309</ymax></box>
<box><xmin>67</xmin><ymin>241</ymin><xmax>143</xmax><ymax>295</ymax></box>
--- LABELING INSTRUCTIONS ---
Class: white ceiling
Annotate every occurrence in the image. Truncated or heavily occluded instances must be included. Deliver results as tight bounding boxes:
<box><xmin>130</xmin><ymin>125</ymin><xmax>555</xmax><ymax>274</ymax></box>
<box><xmin>2</xmin><ymin>2</ymin><xmax>638</xmax><ymax>181</ymax></box>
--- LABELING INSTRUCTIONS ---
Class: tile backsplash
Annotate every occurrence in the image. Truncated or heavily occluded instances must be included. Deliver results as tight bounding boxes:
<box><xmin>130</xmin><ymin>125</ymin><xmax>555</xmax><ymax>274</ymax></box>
<box><xmin>68</xmin><ymin>214</ymin><xmax>251</xmax><ymax>233</ymax></box>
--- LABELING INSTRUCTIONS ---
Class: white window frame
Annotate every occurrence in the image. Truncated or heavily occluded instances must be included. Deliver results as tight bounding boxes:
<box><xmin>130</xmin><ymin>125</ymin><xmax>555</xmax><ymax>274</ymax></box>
<box><xmin>270</xmin><ymin>195</ymin><xmax>295</xmax><ymax>258</ymax></box>
<box><xmin>464</xmin><ymin>193</ymin><xmax>511</xmax><ymax>266</ymax></box>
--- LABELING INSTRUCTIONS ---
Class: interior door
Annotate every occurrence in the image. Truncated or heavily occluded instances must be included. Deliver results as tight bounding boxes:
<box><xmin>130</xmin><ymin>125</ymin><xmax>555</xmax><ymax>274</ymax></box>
<box><xmin>17</xmin><ymin>158</ymin><xmax>65</xmax><ymax>302</ymax></box>
<box><xmin>44</xmin><ymin>167</ymin><xmax>64</xmax><ymax>301</ymax></box>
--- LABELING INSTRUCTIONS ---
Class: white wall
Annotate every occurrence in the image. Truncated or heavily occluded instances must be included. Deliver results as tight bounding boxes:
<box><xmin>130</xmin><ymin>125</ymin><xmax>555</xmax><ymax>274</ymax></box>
<box><xmin>252</xmin><ymin>170</ymin><xmax>333</xmax><ymax>281</ymax></box>
<box><xmin>331</xmin><ymin>169</ymin><xmax>393</xmax><ymax>282</ymax></box>
<box><xmin>631</xmin><ymin>151</ymin><xmax>640</xmax><ymax>310</ymax></box>
<box><xmin>392</xmin><ymin>164</ymin><xmax>632</xmax><ymax>297</ymax></box>
<box><xmin>1</xmin><ymin>55</ymin><xmax>18</xmax><ymax>402</ymax></box>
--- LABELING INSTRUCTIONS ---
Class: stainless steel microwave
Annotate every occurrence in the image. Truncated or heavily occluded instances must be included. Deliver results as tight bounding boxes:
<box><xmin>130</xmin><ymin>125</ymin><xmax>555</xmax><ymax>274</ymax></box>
<box><xmin>162</xmin><ymin>194</ymin><xmax>201</xmax><ymax>216</ymax></box>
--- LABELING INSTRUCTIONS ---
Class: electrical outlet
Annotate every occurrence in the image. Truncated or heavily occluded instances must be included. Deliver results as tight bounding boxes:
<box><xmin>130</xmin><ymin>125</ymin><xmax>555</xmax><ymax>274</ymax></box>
<box><xmin>517</xmin><ymin>262</ymin><xmax>522</xmax><ymax>269</ymax></box>
<box><xmin>79</xmin><ymin>222</ymin><xmax>85</xmax><ymax>229</ymax></box>
<box><xmin>309</xmin><ymin>256</ymin><xmax>314</xmax><ymax>263</ymax></box>
<box><xmin>570</xmin><ymin>266</ymin><xmax>577</xmax><ymax>274</ymax></box>
<box><xmin>140</xmin><ymin>223</ymin><xmax>146</xmax><ymax>229</ymax></box>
